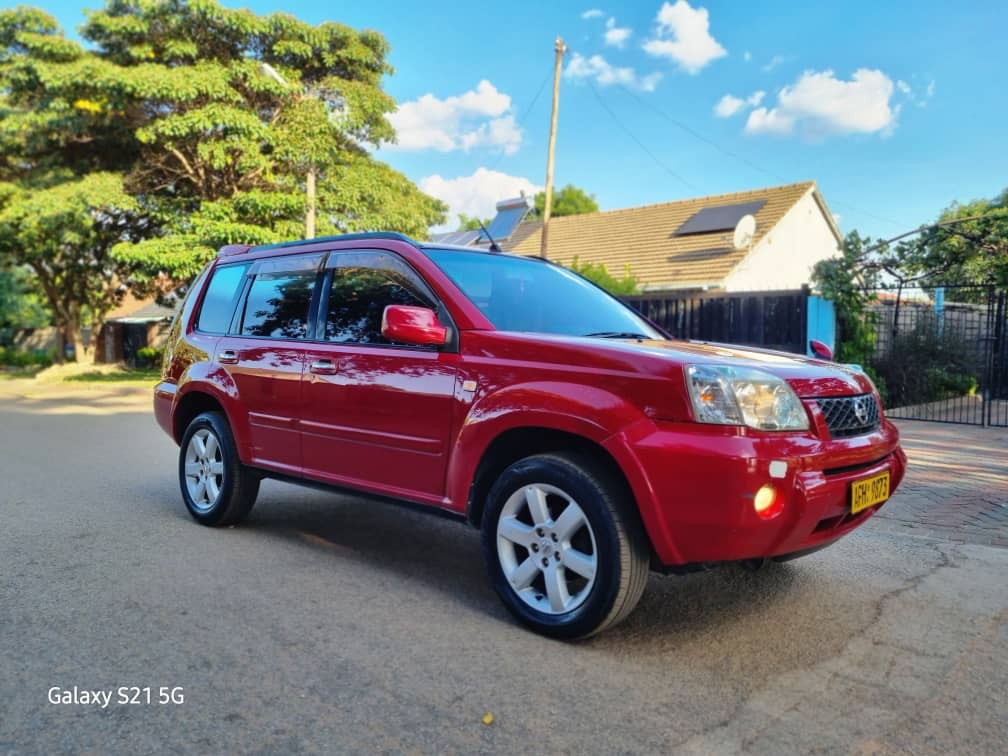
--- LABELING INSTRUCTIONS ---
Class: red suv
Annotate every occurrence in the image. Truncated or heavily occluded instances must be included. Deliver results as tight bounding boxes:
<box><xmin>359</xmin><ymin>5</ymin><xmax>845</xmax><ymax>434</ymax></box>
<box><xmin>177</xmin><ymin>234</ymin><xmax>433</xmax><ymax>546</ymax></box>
<box><xmin>155</xmin><ymin>232</ymin><xmax>906</xmax><ymax>638</ymax></box>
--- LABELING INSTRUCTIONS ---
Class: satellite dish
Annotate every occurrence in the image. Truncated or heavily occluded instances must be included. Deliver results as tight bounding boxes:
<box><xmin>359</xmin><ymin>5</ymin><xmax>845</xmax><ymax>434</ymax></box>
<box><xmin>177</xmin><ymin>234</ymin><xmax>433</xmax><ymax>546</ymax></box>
<box><xmin>732</xmin><ymin>214</ymin><xmax>757</xmax><ymax>250</ymax></box>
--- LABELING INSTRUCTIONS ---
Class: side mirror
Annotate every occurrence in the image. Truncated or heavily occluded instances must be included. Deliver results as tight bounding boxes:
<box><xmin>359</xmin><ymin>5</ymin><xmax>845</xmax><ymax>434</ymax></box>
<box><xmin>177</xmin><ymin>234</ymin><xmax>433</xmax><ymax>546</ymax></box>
<box><xmin>381</xmin><ymin>305</ymin><xmax>448</xmax><ymax>346</ymax></box>
<box><xmin>809</xmin><ymin>339</ymin><xmax>834</xmax><ymax>361</ymax></box>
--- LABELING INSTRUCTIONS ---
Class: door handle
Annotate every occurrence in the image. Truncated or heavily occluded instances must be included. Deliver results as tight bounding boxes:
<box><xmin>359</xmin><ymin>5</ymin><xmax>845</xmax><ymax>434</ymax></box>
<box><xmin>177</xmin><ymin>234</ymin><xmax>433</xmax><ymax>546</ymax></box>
<box><xmin>219</xmin><ymin>349</ymin><xmax>239</xmax><ymax>364</ymax></box>
<box><xmin>309</xmin><ymin>359</ymin><xmax>338</xmax><ymax>375</ymax></box>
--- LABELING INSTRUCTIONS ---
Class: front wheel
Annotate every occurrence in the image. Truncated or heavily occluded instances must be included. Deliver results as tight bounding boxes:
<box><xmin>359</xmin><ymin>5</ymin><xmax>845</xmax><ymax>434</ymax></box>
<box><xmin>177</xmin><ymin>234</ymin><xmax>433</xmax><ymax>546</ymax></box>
<box><xmin>178</xmin><ymin>411</ymin><xmax>259</xmax><ymax>526</ymax></box>
<box><xmin>481</xmin><ymin>452</ymin><xmax>650</xmax><ymax>639</ymax></box>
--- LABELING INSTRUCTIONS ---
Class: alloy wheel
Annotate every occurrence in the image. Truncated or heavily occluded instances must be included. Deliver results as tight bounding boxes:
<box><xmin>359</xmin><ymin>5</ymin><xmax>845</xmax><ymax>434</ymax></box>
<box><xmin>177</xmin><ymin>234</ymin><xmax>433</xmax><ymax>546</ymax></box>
<box><xmin>496</xmin><ymin>483</ymin><xmax>598</xmax><ymax>614</ymax></box>
<box><xmin>183</xmin><ymin>428</ymin><xmax>224</xmax><ymax>513</ymax></box>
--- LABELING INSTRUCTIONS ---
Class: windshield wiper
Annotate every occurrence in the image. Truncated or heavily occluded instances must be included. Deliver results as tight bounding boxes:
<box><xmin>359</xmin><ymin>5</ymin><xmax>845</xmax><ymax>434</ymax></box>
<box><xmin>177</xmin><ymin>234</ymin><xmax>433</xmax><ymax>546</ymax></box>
<box><xmin>583</xmin><ymin>331</ymin><xmax>650</xmax><ymax>340</ymax></box>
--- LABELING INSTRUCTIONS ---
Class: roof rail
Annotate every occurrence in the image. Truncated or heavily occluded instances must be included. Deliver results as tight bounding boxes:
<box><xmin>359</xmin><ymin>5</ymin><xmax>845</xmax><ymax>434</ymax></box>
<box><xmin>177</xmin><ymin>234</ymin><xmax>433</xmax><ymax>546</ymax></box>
<box><xmin>247</xmin><ymin>231</ymin><xmax>418</xmax><ymax>253</ymax></box>
<box><xmin>218</xmin><ymin>244</ymin><xmax>252</xmax><ymax>258</ymax></box>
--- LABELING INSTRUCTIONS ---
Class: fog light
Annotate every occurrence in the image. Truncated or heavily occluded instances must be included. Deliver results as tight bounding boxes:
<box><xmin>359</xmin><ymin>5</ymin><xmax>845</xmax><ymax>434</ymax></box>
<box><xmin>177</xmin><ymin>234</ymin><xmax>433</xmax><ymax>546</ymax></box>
<box><xmin>754</xmin><ymin>484</ymin><xmax>783</xmax><ymax>520</ymax></box>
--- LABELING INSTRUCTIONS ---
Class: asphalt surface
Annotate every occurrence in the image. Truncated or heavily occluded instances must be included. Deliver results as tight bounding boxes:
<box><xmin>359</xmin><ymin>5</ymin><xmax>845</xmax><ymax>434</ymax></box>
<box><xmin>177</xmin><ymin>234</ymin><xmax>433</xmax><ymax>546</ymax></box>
<box><xmin>1</xmin><ymin>386</ymin><xmax>1005</xmax><ymax>754</ymax></box>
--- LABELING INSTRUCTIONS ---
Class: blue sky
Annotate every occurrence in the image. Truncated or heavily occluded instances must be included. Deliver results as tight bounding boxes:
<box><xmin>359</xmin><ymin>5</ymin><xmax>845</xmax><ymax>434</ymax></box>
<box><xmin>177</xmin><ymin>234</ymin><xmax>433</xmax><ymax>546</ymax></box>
<box><xmin>43</xmin><ymin>0</ymin><xmax>1008</xmax><ymax>239</ymax></box>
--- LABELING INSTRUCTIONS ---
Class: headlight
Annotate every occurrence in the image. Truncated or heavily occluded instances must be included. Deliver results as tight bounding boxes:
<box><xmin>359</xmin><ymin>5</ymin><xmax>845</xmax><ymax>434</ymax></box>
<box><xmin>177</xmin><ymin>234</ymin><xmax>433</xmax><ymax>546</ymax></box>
<box><xmin>685</xmin><ymin>365</ymin><xmax>809</xmax><ymax>431</ymax></box>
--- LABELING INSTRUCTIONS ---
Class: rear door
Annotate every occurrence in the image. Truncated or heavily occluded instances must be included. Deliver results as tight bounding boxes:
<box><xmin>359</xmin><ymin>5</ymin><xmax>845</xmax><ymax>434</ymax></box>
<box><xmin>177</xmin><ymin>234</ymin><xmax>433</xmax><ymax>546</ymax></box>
<box><xmin>299</xmin><ymin>249</ymin><xmax>458</xmax><ymax>501</ymax></box>
<box><xmin>217</xmin><ymin>253</ymin><xmax>323</xmax><ymax>475</ymax></box>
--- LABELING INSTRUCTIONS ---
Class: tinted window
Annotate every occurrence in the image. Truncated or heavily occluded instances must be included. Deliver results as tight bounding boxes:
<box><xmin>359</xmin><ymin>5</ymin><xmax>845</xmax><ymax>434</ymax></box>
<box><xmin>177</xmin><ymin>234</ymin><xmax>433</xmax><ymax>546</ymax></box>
<box><xmin>196</xmin><ymin>263</ymin><xmax>249</xmax><ymax>334</ymax></box>
<box><xmin>425</xmin><ymin>249</ymin><xmax>663</xmax><ymax>339</ymax></box>
<box><xmin>325</xmin><ymin>251</ymin><xmax>436</xmax><ymax>344</ymax></box>
<box><xmin>240</xmin><ymin>272</ymin><xmax>316</xmax><ymax>339</ymax></box>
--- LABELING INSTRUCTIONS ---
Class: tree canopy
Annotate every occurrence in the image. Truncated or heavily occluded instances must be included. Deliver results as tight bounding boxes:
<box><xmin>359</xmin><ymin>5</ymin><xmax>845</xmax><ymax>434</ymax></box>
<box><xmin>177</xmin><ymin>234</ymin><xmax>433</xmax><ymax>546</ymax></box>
<box><xmin>893</xmin><ymin>188</ymin><xmax>1007</xmax><ymax>287</ymax></box>
<box><xmin>0</xmin><ymin>1</ymin><xmax>447</xmax><ymax>358</ymax></box>
<box><xmin>565</xmin><ymin>256</ymin><xmax>640</xmax><ymax>296</ymax></box>
<box><xmin>534</xmin><ymin>184</ymin><xmax>599</xmax><ymax>218</ymax></box>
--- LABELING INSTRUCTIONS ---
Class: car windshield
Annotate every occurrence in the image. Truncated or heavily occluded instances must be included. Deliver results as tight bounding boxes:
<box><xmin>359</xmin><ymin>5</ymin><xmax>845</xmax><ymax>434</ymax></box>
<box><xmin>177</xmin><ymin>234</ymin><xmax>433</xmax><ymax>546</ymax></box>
<box><xmin>425</xmin><ymin>249</ymin><xmax>664</xmax><ymax>339</ymax></box>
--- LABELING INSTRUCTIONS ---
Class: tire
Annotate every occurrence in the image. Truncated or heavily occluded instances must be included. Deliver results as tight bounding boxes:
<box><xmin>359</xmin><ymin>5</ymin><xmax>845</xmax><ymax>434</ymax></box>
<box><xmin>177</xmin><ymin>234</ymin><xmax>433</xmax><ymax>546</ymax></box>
<box><xmin>178</xmin><ymin>411</ymin><xmax>260</xmax><ymax>527</ymax></box>
<box><xmin>481</xmin><ymin>452</ymin><xmax>650</xmax><ymax>639</ymax></box>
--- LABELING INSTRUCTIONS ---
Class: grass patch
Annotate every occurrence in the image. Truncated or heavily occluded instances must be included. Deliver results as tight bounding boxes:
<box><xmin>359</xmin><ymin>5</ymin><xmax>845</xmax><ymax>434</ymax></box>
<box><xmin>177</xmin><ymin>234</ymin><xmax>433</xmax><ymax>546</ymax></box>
<box><xmin>64</xmin><ymin>368</ymin><xmax>161</xmax><ymax>383</ymax></box>
<box><xmin>0</xmin><ymin>366</ymin><xmax>43</xmax><ymax>380</ymax></box>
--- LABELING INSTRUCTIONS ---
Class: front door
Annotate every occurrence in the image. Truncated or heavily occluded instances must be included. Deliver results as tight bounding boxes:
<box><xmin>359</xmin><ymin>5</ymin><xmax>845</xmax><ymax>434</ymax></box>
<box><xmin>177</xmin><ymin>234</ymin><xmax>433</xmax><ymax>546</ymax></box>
<box><xmin>299</xmin><ymin>249</ymin><xmax>458</xmax><ymax>501</ymax></box>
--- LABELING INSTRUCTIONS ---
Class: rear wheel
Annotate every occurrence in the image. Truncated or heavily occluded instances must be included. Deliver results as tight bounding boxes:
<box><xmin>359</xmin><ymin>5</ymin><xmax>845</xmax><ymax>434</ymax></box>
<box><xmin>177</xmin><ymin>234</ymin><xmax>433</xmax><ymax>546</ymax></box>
<box><xmin>178</xmin><ymin>411</ymin><xmax>259</xmax><ymax>526</ymax></box>
<box><xmin>481</xmin><ymin>452</ymin><xmax>649</xmax><ymax>639</ymax></box>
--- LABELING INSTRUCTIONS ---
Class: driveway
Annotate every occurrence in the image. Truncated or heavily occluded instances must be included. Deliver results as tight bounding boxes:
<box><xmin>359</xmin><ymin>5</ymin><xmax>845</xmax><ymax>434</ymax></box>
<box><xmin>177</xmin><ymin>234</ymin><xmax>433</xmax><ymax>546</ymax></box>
<box><xmin>0</xmin><ymin>383</ymin><xmax>1005</xmax><ymax>754</ymax></box>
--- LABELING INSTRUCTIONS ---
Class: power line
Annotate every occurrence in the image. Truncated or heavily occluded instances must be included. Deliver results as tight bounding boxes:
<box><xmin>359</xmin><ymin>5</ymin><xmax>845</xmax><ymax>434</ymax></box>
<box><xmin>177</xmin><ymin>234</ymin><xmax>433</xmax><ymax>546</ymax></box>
<box><xmin>485</xmin><ymin>69</ymin><xmax>552</xmax><ymax>175</ymax></box>
<box><xmin>587</xmin><ymin>80</ymin><xmax>697</xmax><ymax>192</ymax></box>
<box><xmin>613</xmin><ymin>82</ymin><xmax>907</xmax><ymax>230</ymax></box>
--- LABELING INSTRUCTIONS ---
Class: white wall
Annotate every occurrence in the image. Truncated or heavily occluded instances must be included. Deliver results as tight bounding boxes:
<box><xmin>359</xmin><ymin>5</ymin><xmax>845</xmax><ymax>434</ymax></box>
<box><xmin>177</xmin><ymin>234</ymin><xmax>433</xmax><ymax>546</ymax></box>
<box><xmin>723</xmin><ymin>190</ymin><xmax>840</xmax><ymax>292</ymax></box>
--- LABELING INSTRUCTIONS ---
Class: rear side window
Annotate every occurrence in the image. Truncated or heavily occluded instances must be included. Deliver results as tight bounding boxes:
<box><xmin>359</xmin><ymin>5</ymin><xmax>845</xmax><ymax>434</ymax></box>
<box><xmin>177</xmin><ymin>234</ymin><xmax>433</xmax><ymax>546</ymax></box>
<box><xmin>324</xmin><ymin>251</ymin><xmax>436</xmax><ymax>344</ymax></box>
<box><xmin>240</xmin><ymin>272</ymin><xmax>316</xmax><ymax>339</ymax></box>
<box><xmin>196</xmin><ymin>263</ymin><xmax>249</xmax><ymax>334</ymax></box>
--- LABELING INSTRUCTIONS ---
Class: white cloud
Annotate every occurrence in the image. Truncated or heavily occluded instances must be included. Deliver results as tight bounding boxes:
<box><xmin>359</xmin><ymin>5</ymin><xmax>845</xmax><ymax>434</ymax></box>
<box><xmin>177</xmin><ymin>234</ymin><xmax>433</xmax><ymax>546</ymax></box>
<box><xmin>420</xmin><ymin>168</ymin><xmax>542</xmax><ymax>229</ymax></box>
<box><xmin>581</xmin><ymin>8</ymin><xmax>605</xmax><ymax>19</ymax></box>
<box><xmin>762</xmin><ymin>55</ymin><xmax>785</xmax><ymax>72</ymax></box>
<box><xmin>744</xmin><ymin>68</ymin><xmax>898</xmax><ymax>138</ymax></box>
<box><xmin>894</xmin><ymin>78</ymin><xmax>936</xmax><ymax>108</ymax></box>
<box><xmin>714</xmin><ymin>90</ymin><xmax>764</xmax><ymax>117</ymax></box>
<box><xmin>743</xmin><ymin>50</ymin><xmax>752</xmax><ymax>62</ymax></box>
<box><xmin>642</xmin><ymin>0</ymin><xmax>727</xmax><ymax>74</ymax></box>
<box><xmin>604</xmin><ymin>17</ymin><xmax>632</xmax><ymax>47</ymax></box>
<box><xmin>564</xmin><ymin>52</ymin><xmax>662</xmax><ymax>92</ymax></box>
<box><xmin>388</xmin><ymin>80</ymin><xmax>522</xmax><ymax>154</ymax></box>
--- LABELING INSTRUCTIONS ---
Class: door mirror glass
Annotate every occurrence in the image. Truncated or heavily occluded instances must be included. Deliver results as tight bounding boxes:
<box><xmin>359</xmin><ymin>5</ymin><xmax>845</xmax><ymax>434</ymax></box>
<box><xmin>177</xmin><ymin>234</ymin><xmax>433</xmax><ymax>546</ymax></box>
<box><xmin>809</xmin><ymin>339</ymin><xmax>834</xmax><ymax>361</ymax></box>
<box><xmin>381</xmin><ymin>305</ymin><xmax>448</xmax><ymax>346</ymax></box>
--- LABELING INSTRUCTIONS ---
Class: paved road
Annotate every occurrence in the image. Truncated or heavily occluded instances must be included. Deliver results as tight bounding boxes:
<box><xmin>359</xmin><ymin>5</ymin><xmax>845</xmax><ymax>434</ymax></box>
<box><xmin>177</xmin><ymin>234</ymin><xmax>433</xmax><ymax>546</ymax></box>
<box><xmin>1</xmin><ymin>385</ymin><xmax>1005</xmax><ymax>754</ymax></box>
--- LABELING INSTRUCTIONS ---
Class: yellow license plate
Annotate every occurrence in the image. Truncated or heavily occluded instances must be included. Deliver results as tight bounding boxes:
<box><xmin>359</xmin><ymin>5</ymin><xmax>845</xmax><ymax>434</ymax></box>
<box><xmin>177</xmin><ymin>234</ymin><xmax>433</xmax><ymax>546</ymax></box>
<box><xmin>851</xmin><ymin>471</ymin><xmax>890</xmax><ymax>514</ymax></box>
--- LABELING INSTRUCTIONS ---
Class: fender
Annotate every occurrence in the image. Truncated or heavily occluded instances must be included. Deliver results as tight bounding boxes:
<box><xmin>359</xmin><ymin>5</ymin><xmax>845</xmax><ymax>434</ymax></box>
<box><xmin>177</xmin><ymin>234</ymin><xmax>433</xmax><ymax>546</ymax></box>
<box><xmin>173</xmin><ymin>363</ymin><xmax>252</xmax><ymax>462</ymax></box>
<box><xmin>445</xmin><ymin>381</ymin><xmax>665</xmax><ymax>539</ymax></box>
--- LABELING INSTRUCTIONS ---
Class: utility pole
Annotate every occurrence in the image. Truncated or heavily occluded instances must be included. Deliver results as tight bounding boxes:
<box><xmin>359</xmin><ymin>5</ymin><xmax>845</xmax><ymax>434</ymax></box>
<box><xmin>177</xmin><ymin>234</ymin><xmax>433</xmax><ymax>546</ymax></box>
<box><xmin>261</xmin><ymin>62</ymin><xmax>316</xmax><ymax>239</ymax></box>
<box><xmin>540</xmin><ymin>36</ymin><xmax>565</xmax><ymax>259</ymax></box>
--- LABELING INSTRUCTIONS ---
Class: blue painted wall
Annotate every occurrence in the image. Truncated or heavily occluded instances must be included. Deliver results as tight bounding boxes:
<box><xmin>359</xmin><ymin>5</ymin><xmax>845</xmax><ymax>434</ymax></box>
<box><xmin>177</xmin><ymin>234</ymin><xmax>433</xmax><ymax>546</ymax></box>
<box><xmin>806</xmin><ymin>296</ymin><xmax>836</xmax><ymax>356</ymax></box>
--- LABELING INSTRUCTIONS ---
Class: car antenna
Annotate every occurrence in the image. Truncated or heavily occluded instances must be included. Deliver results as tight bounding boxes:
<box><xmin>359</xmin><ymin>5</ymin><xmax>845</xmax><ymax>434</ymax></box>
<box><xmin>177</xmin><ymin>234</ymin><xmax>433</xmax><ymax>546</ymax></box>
<box><xmin>477</xmin><ymin>220</ymin><xmax>502</xmax><ymax>253</ymax></box>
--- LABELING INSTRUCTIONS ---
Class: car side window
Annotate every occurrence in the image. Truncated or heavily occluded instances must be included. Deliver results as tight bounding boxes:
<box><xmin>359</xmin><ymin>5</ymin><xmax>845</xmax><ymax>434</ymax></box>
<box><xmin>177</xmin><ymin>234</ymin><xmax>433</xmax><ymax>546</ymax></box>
<box><xmin>196</xmin><ymin>263</ymin><xmax>250</xmax><ymax>334</ymax></box>
<box><xmin>324</xmin><ymin>251</ymin><xmax>437</xmax><ymax>345</ymax></box>
<box><xmin>240</xmin><ymin>272</ymin><xmax>317</xmax><ymax>339</ymax></box>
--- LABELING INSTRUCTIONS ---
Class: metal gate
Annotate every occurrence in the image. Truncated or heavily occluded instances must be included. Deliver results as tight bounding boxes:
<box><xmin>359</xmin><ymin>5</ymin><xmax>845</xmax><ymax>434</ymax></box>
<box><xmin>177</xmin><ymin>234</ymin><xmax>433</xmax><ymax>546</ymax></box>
<box><xmin>864</xmin><ymin>283</ymin><xmax>1008</xmax><ymax>427</ymax></box>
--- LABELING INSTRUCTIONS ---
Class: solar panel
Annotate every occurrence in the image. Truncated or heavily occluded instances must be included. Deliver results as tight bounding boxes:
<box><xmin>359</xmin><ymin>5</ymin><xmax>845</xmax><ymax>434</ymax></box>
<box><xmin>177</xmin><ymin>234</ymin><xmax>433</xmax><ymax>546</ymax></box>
<box><xmin>674</xmin><ymin>200</ymin><xmax>767</xmax><ymax>236</ymax></box>
<box><xmin>480</xmin><ymin>196</ymin><xmax>531</xmax><ymax>242</ymax></box>
<box><xmin>667</xmin><ymin>247</ymin><xmax>733</xmax><ymax>262</ymax></box>
<box><xmin>431</xmin><ymin>230</ymin><xmax>481</xmax><ymax>246</ymax></box>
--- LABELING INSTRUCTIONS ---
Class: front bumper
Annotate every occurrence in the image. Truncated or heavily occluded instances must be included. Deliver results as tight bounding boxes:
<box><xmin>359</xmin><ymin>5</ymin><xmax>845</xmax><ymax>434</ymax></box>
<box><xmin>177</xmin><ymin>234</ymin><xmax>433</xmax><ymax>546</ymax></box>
<box><xmin>617</xmin><ymin>417</ymin><xmax>906</xmax><ymax>566</ymax></box>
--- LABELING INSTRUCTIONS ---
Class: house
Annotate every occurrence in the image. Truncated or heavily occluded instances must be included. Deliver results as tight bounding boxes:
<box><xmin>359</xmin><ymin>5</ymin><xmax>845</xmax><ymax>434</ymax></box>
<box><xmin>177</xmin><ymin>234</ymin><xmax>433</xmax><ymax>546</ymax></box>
<box><xmin>437</xmin><ymin>182</ymin><xmax>842</xmax><ymax>293</ymax></box>
<box><xmin>96</xmin><ymin>292</ymin><xmax>179</xmax><ymax>365</ymax></box>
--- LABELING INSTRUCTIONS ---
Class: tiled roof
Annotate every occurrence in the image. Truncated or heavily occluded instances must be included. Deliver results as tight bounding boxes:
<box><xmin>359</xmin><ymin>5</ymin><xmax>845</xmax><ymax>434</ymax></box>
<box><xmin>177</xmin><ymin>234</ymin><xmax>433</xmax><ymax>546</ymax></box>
<box><xmin>500</xmin><ymin>181</ymin><xmax>837</xmax><ymax>290</ymax></box>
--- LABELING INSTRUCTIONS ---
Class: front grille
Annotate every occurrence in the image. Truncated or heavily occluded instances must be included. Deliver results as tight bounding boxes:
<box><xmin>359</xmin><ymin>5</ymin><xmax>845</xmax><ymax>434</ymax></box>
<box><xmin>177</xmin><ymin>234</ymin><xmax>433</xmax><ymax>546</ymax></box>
<box><xmin>815</xmin><ymin>394</ymin><xmax>881</xmax><ymax>438</ymax></box>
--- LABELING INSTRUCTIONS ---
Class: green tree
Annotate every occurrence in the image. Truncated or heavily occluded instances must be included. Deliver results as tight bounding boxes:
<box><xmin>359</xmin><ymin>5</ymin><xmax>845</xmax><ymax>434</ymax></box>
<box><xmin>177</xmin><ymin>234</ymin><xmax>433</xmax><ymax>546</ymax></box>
<box><xmin>811</xmin><ymin>231</ymin><xmax>888</xmax><ymax>400</ymax></box>
<box><xmin>0</xmin><ymin>173</ymin><xmax>141</xmax><ymax>359</ymax></box>
<box><xmin>0</xmin><ymin>7</ymin><xmax>140</xmax><ymax>360</ymax></box>
<box><xmin>533</xmin><ymin>184</ymin><xmax>599</xmax><ymax>218</ymax></box>
<box><xmin>456</xmin><ymin>213</ymin><xmax>491</xmax><ymax>231</ymax></box>
<box><xmin>565</xmin><ymin>256</ymin><xmax>640</xmax><ymax>296</ymax></box>
<box><xmin>0</xmin><ymin>266</ymin><xmax>49</xmax><ymax>344</ymax></box>
<box><xmin>894</xmin><ymin>188</ymin><xmax>1008</xmax><ymax>289</ymax></box>
<box><xmin>78</xmin><ymin>0</ymin><xmax>446</xmax><ymax>280</ymax></box>
<box><xmin>0</xmin><ymin>2</ymin><xmax>448</xmax><ymax>358</ymax></box>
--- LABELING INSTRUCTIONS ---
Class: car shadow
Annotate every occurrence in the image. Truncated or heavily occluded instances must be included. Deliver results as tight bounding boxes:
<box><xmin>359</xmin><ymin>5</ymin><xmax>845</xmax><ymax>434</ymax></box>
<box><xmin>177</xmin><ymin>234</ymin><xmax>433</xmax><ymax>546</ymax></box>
<box><xmin>222</xmin><ymin>480</ymin><xmax>806</xmax><ymax>647</ymax></box>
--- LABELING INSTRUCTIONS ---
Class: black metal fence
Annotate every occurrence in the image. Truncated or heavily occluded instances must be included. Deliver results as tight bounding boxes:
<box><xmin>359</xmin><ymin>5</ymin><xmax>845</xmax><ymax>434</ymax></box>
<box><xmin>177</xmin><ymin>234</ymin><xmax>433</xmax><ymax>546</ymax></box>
<box><xmin>623</xmin><ymin>289</ymin><xmax>809</xmax><ymax>354</ymax></box>
<box><xmin>861</xmin><ymin>283</ymin><xmax>1007</xmax><ymax>427</ymax></box>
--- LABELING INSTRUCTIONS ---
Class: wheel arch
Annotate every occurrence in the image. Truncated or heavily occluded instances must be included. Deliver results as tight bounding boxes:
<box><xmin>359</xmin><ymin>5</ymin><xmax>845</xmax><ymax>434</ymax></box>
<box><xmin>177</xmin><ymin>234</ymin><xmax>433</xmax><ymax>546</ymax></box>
<box><xmin>173</xmin><ymin>390</ymin><xmax>227</xmax><ymax>444</ymax></box>
<box><xmin>464</xmin><ymin>426</ymin><xmax>636</xmax><ymax>533</ymax></box>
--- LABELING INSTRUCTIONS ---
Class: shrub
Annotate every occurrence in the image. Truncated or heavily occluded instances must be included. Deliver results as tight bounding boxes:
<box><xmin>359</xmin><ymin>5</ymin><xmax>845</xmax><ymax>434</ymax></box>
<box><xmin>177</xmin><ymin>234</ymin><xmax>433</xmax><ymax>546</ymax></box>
<box><xmin>870</xmin><ymin>318</ymin><xmax>980</xmax><ymax>408</ymax></box>
<box><xmin>0</xmin><ymin>346</ymin><xmax>53</xmax><ymax>368</ymax></box>
<box><xmin>135</xmin><ymin>346</ymin><xmax>164</xmax><ymax>369</ymax></box>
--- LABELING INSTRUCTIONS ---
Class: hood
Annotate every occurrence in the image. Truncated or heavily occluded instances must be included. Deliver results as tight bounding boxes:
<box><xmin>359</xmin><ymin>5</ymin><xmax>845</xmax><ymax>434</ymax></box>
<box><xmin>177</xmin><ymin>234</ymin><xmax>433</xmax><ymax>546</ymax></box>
<box><xmin>462</xmin><ymin>330</ymin><xmax>873</xmax><ymax>399</ymax></box>
<box><xmin>599</xmin><ymin>338</ymin><xmax>871</xmax><ymax>397</ymax></box>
